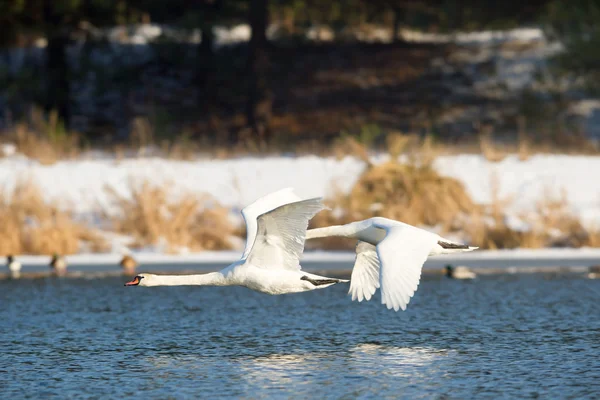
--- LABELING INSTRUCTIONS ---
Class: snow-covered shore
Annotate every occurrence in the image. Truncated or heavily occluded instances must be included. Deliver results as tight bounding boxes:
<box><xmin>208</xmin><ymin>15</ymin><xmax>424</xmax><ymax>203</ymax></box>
<box><xmin>1</xmin><ymin>153</ymin><xmax>599</xmax><ymax>223</ymax></box>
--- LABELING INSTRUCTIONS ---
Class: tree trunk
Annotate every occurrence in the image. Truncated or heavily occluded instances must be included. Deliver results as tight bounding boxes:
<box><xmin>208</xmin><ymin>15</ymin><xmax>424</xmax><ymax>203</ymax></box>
<box><xmin>43</xmin><ymin>0</ymin><xmax>70</xmax><ymax>128</ymax></box>
<box><xmin>392</xmin><ymin>7</ymin><xmax>403</xmax><ymax>43</ymax></box>
<box><xmin>197</xmin><ymin>0</ymin><xmax>220</xmax><ymax>112</ymax></box>
<box><xmin>245</xmin><ymin>0</ymin><xmax>271</xmax><ymax>143</ymax></box>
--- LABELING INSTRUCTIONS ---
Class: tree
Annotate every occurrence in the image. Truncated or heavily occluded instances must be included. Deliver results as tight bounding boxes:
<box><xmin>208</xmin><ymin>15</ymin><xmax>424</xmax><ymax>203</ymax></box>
<box><xmin>543</xmin><ymin>0</ymin><xmax>600</xmax><ymax>91</ymax></box>
<box><xmin>246</xmin><ymin>0</ymin><xmax>271</xmax><ymax>141</ymax></box>
<box><xmin>43</xmin><ymin>0</ymin><xmax>72</xmax><ymax>127</ymax></box>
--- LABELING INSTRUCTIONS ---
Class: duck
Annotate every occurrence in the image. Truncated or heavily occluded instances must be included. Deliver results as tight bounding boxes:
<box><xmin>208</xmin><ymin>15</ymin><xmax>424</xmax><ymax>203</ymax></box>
<box><xmin>125</xmin><ymin>188</ymin><xmax>348</xmax><ymax>294</ymax></box>
<box><xmin>588</xmin><ymin>265</ymin><xmax>600</xmax><ymax>279</ymax></box>
<box><xmin>305</xmin><ymin>218</ymin><xmax>478</xmax><ymax>311</ymax></box>
<box><xmin>7</xmin><ymin>255</ymin><xmax>21</xmax><ymax>278</ymax></box>
<box><xmin>120</xmin><ymin>255</ymin><xmax>138</xmax><ymax>274</ymax></box>
<box><xmin>445</xmin><ymin>264</ymin><xmax>477</xmax><ymax>280</ymax></box>
<box><xmin>50</xmin><ymin>253</ymin><xmax>67</xmax><ymax>276</ymax></box>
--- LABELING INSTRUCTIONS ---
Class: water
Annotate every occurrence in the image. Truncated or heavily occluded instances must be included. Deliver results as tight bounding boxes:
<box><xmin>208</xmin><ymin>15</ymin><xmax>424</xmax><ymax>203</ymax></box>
<box><xmin>1</xmin><ymin>272</ymin><xmax>599</xmax><ymax>399</ymax></box>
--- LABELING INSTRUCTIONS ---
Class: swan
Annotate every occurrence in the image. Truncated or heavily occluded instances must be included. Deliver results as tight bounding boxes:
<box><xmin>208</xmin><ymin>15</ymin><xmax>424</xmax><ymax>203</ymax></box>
<box><xmin>445</xmin><ymin>264</ymin><xmax>477</xmax><ymax>280</ymax></box>
<box><xmin>125</xmin><ymin>188</ymin><xmax>348</xmax><ymax>293</ymax></box>
<box><xmin>306</xmin><ymin>217</ymin><xmax>478</xmax><ymax>311</ymax></box>
<box><xmin>7</xmin><ymin>255</ymin><xmax>21</xmax><ymax>278</ymax></box>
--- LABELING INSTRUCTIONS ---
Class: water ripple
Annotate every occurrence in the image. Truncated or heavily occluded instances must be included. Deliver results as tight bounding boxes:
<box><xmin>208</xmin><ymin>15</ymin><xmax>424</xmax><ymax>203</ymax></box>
<box><xmin>1</xmin><ymin>274</ymin><xmax>599</xmax><ymax>398</ymax></box>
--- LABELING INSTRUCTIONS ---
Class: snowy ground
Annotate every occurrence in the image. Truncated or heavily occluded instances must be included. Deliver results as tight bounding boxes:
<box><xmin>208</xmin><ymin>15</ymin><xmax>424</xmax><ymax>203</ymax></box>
<box><xmin>1</xmin><ymin>153</ymin><xmax>599</xmax><ymax>225</ymax></box>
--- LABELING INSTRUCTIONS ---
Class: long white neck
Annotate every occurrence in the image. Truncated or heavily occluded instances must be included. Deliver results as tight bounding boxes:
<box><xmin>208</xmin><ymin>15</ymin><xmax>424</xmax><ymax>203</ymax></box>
<box><xmin>145</xmin><ymin>272</ymin><xmax>228</xmax><ymax>287</ymax></box>
<box><xmin>306</xmin><ymin>224</ymin><xmax>356</xmax><ymax>240</ymax></box>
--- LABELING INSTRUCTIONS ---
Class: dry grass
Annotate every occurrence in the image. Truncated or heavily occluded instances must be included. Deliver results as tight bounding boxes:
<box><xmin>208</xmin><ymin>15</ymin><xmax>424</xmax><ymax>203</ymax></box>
<box><xmin>106</xmin><ymin>181</ymin><xmax>235</xmax><ymax>253</ymax></box>
<box><xmin>457</xmin><ymin>180</ymin><xmax>600</xmax><ymax>249</ymax></box>
<box><xmin>316</xmin><ymin>138</ymin><xmax>600</xmax><ymax>250</ymax></box>
<box><xmin>312</xmin><ymin>136</ymin><xmax>476</xmax><ymax>248</ymax></box>
<box><xmin>0</xmin><ymin>179</ymin><xmax>107</xmax><ymax>255</ymax></box>
<box><xmin>6</xmin><ymin>109</ymin><xmax>80</xmax><ymax>165</ymax></box>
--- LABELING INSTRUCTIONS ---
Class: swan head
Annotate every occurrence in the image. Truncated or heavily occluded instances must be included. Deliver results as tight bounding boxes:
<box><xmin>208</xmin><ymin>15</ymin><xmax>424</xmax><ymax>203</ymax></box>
<box><xmin>7</xmin><ymin>255</ymin><xmax>14</xmax><ymax>263</ymax></box>
<box><xmin>124</xmin><ymin>273</ymin><xmax>156</xmax><ymax>287</ymax></box>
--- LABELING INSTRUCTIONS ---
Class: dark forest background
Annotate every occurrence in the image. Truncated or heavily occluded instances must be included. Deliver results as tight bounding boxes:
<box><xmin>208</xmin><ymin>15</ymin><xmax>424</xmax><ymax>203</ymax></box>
<box><xmin>1</xmin><ymin>0</ymin><xmax>599</xmax><ymax>151</ymax></box>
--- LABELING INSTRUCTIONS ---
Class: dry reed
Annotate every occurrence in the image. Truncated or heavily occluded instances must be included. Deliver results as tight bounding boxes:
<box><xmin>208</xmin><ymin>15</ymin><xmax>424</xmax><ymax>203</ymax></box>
<box><xmin>0</xmin><ymin>179</ymin><xmax>106</xmax><ymax>255</ymax></box>
<box><xmin>106</xmin><ymin>181</ymin><xmax>235</xmax><ymax>253</ymax></box>
<box><xmin>312</xmin><ymin>136</ymin><xmax>476</xmax><ymax>248</ymax></box>
<box><xmin>7</xmin><ymin>109</ymin><xmax>80</xmax><ymax>165</ymax></box>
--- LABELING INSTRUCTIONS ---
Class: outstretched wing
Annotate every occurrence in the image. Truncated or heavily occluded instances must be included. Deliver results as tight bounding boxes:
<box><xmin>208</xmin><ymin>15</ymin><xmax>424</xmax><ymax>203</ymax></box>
<box><xmin>372</xmin><ymin>222</ymin><xmax>439</xmax><ymax>311</ymax></box>
<box><xmin>247</xmin><ymin>198</ymin><xmax>325</xmax><ymax>270</ymax></box>
<box><xmin>241</xmin><ymin>188</ymin><xmax>302</xmax><ymax>260</ymax></box>
<box><xmin>349</xmin><ymin>241</ymin><xmax>380</xmax><ymax>302</ymax></box>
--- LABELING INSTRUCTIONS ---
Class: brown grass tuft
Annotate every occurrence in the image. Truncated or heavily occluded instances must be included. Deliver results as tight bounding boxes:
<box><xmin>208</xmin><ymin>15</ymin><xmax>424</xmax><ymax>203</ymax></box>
<box><xmin>0</xmin><ymin>179</ymin><xmax>106</xmax><ymax>255</ymax></box>
<box><xmin>106</xmin><ymin>181</ymin><xmax>235</xmax><ymax>253</ymax></box>
<box><xmin>313</xmin><ymin>137</ymin><xmax>475</xmax><ymax>248</ymax></box>
<box><xmin>479</xmin><ymin>129</ymin><xmax>507</xmax><ymax>163</ymax></box>
<box><xmin>463</xmin><ymin>182</ymin><xmax>600</xmax><ymax>249</ymax></box>
<box><xmin>8</xmin><ymin>109</ymin><xmax>80</xmax><ymax>165</ymax></box>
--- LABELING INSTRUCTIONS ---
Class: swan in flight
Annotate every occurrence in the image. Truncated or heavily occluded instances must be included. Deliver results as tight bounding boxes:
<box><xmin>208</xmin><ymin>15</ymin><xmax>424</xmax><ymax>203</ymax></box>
<box><xmin>306</xmin><ymin>217</ymin><xmax>477</xmax><ymax>311</ymax></box>
<box><xmin>125</xmin><ymin>188</ymin><xmax>348</xmax><ymax>293</ymax></box>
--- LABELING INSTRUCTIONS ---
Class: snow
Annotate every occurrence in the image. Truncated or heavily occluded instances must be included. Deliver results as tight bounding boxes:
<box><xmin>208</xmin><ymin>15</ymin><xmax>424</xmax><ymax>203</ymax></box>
<box><xmin>0</xmin><ymin>153</ymin><xmax>598</xmax><ymax>226</ymax></box>
<box><xmin>434</xmin><ymin>154</ymin><xmax>600</xmax><ymax>223</ymax></box>
<box><xmin>400</xmin><ymin>27</ymin><xmax>545</xmax><ymax>45</ymax></box>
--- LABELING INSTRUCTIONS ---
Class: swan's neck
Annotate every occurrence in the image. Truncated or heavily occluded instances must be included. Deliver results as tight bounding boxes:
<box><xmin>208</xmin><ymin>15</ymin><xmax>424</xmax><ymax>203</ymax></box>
<box><xmin>306</xmin><ymin>224</ymin><xmax>357</xmax><ymax>240</ymax></box>
<box><xmin>145</xmin><ymin>272</ymin><xmax>228</xmax><ymax>287</ymax></box>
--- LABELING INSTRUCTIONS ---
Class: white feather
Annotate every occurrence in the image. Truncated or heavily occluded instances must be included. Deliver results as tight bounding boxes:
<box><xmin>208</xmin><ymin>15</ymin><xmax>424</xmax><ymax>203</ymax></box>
<box><xmin>247</xmin><ymin>198</ymin><xmax>325</xmax><ymax>270</ymax></box>
<box><xmin>241</xmin><ymin>188</ymin><xmax>302</xmax><ymax>260</ymax></box>
<box><xmin>349</xmin><ymin>242</ymin><xmax>380</xmax><ymax>302</ymax></box>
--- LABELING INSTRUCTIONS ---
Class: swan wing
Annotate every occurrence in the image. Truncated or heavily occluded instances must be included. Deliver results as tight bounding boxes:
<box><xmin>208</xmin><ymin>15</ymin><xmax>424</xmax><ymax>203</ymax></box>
<box><xmin>247</xmin><ymin>198</ymin><xmax>325</xmax><ymax>270</ymax></box>
<box><xmin>373</xmin><ymin>221</ymin><xmax>439</xmax><ymax>311</ymax></box>
<box><xmin>349</xmin><ymin>241</ymin><xmax>380</xmax><ymax>302</ymax></box>
<box><xmin>241</xmin><ymin>188</ymin><xmax>302</xmax><ymax>260</ymax></box>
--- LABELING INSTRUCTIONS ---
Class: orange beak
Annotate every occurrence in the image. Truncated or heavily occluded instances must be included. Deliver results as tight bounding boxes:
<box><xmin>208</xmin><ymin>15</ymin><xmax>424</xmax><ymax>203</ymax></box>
<box><xmin>124</xmin><ymin>276</ymin><xmax>141</xmax><ymax>286</ymax></box>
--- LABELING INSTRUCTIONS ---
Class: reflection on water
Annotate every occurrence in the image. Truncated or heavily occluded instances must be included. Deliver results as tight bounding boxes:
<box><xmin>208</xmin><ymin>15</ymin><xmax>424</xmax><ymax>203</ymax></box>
<box><xmin>0</xmin><ymin>274</ymin><xmax>599</xmax><ymax>398</ymax></box>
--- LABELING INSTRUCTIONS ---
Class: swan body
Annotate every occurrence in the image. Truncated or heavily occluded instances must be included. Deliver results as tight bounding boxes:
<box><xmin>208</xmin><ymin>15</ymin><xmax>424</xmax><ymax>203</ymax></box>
<box><xmin>445</xmin><ymin>264</ymin><xmax>477</xmax><ymax>280</ymax></box>
<box><xmin>126</xmin><ymin>188</ymin><xmax>348</xmax><ymax>294</ymax></box>
<box><xmin>306</xmin><ymin>217</ymin><xmax>478</xmax><ymax>311</ymax></box>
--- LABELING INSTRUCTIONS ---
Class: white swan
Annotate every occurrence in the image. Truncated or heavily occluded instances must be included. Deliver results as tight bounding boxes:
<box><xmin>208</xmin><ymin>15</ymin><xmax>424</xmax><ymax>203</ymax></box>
<box><xmin>306</xmin><ymin>217</ymin><xmax>478</xmax><ymax>311</ymax></box>
<box><xmin>125</xmin><ymin>188</ymin><xmax>348</xmax><ymax>293</ymax></box>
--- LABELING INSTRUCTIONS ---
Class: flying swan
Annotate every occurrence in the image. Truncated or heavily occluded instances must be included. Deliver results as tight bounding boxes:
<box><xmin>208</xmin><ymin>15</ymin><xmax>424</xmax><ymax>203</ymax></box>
<box><xmin>125</xmin><ymin>188</ymin><xmax>348</xmax><ymax>293</ymax></box>
<box><xmin>306</xmin><ymin>217</ymin><xmax>478</xmax><ymax>311</ymax></box>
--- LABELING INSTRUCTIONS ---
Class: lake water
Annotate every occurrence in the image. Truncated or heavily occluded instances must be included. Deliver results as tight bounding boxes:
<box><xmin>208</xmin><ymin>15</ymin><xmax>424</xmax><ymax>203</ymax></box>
<box><xmin>1</xmin><ymin>272</ymin><xmax>599</xmax><ymax>399</ymax></box>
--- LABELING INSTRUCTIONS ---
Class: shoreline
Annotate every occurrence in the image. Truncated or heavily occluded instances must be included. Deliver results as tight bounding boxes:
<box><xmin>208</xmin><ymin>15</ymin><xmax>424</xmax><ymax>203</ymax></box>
<box><xmin>2</xmin><ymin>248</ymin><xmax>598</xmax><ymax>278</ymax></box>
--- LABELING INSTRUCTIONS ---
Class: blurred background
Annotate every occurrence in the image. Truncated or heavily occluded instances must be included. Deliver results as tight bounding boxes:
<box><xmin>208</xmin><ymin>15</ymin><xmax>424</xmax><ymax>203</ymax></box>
<box><xmin>1</xmin><ymin>0</ymin><xmax>600</xmax><ymax>258</ymax></box>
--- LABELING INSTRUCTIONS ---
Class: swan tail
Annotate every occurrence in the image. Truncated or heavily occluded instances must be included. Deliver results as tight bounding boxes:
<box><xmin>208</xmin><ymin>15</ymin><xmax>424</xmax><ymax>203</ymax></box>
<box><xmin>301</xmin><ymin>276</ymin><xmax>349</xmax><ymax>286</ymax></box>
<box><xmin>432</xmin><ymin>240</ymin><xmax>478</xmax><ymax>255</ymax></box>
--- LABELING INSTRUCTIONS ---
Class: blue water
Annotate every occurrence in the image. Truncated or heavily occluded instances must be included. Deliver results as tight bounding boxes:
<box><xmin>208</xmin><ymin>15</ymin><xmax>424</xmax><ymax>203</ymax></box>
<box><xmin>1</xmin><ymin>272</ymin><xmax>599</xmax><ymax>399</ymax></box>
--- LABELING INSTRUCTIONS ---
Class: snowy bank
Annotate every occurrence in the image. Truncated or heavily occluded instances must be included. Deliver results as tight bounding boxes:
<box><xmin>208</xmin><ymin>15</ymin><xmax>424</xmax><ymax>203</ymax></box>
<box><xmin>0</xmin><ymin>153</ymin><xmax>599</xmax><ymax>224</ymax></box>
